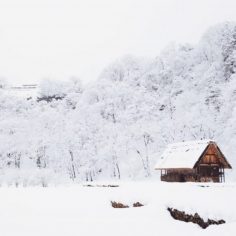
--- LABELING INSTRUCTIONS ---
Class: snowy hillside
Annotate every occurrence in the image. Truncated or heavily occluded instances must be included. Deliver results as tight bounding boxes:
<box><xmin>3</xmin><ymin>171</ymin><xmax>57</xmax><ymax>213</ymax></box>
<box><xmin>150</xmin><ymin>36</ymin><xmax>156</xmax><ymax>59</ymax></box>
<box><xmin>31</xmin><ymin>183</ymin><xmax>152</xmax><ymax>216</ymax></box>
<box><xmin>0</xmin><ymin>22</ymin><xmax>236</xmax><ymax>184</ymax></box>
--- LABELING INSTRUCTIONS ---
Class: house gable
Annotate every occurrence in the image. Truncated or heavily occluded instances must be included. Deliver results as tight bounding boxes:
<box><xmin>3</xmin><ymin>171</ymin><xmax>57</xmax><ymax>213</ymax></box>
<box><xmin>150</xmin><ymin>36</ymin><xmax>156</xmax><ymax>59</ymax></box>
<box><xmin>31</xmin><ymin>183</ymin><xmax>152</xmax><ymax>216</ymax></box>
<box><xmin>194</xmin><ymin>142</ymin><xmax>232</xmax><ymax>169</ymax></box>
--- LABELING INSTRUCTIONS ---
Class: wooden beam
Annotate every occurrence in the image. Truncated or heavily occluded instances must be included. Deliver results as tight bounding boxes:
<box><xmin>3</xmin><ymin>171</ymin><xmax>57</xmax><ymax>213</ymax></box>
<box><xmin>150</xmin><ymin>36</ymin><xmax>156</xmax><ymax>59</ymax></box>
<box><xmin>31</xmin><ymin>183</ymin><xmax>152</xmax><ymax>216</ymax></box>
<box><xmin>223</xmin><ymin>168</ymin><xmax>225</xmax><ymax>182</ymax></box>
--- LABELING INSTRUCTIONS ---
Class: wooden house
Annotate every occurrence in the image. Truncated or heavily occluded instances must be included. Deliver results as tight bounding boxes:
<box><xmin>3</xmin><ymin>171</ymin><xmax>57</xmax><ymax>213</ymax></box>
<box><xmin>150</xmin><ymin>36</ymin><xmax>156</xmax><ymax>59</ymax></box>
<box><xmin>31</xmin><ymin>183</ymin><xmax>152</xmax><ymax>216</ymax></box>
<box><xmin>155</xmin><ymin>140</ymin><xmax>232</xmax><ymax>182</ymax></box>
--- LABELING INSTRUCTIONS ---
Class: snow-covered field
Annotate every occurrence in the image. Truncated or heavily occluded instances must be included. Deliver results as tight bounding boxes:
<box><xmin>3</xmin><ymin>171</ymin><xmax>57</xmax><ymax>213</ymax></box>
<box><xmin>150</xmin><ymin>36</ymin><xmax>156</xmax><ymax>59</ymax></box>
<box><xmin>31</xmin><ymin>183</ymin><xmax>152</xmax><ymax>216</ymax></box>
<box><xmin>0</xmin><ymin>182</ymin><xmax>235</xmax><ymax>236</ymax></box>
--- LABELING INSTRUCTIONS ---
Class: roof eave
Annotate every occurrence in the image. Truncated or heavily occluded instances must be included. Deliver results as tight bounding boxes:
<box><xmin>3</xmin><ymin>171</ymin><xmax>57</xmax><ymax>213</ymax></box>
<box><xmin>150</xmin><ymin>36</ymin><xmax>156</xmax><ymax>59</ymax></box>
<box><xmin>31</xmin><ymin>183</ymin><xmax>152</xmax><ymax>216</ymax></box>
<box><xmin>155</xmin><ymin>167</ymin><xmax>194</xmax><ymax>170</ymax></box>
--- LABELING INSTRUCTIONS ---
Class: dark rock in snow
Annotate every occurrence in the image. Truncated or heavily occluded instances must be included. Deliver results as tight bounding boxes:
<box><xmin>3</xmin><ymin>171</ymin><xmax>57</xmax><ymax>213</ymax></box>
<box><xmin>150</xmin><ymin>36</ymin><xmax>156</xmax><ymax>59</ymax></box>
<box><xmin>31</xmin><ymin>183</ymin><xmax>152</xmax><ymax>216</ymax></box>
<box><xmin>167</xmin><ymin>207</ymin><xmax>225</xmax><ymax>229</ymax></box>
<box><xmin>133</xmin><ymin>202</ymin><xmax>144</xmax><ymax>207</ymax></box>
<box><xmin>111</xmin><ymin>201</ymin><xmax>129</xmax><ymax>208</ymax></box>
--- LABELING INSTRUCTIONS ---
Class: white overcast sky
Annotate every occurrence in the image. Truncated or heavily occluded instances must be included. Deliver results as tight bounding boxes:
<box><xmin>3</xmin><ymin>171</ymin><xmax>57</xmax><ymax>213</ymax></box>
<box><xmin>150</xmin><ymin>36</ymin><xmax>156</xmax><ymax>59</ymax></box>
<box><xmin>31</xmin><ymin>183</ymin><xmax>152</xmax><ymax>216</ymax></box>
<box><xmin>0</xmin><ymin>0</ymin><xmax>236</xmax><ymax>84</ymax></box>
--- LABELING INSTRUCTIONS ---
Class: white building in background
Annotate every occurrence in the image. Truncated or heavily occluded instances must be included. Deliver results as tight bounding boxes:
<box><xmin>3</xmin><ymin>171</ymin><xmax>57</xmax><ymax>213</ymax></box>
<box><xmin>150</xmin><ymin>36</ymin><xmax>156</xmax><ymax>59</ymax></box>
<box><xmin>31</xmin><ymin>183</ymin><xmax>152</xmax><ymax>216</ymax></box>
<box><xmin>4</xmin><ymin>84</ymin><xmax>39</xmax><ymax>99</ymax></box>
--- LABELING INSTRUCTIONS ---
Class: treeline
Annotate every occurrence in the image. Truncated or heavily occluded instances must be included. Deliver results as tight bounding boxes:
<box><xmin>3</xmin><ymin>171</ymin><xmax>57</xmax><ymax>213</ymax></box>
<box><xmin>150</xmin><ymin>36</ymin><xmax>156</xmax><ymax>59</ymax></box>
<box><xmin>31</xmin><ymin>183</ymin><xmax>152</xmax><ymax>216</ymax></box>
<box><xmin>0</xmin><ymin>22</ymin><xmax>236</xmax><ymax>185</ymax></box>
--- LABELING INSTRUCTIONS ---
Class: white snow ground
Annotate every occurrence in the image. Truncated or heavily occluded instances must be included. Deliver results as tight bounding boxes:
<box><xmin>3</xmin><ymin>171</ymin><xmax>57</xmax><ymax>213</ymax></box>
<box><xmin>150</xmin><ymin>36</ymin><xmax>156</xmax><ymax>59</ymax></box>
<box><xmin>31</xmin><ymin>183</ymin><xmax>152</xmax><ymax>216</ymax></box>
<box><xmin>0</xmin><ymin>182</ymin><xmax>235</xmax><ymax>236</ymax></box>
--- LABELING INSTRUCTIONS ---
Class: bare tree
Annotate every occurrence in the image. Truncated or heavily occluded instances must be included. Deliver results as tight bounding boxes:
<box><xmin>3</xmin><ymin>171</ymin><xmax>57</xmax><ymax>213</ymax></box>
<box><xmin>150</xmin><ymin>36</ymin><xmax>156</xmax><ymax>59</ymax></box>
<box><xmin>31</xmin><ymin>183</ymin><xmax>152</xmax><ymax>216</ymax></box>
<box><xmin>136</xmin><ymin>132</ymin><xmax>153</xmax><ymax>177</ymax></box>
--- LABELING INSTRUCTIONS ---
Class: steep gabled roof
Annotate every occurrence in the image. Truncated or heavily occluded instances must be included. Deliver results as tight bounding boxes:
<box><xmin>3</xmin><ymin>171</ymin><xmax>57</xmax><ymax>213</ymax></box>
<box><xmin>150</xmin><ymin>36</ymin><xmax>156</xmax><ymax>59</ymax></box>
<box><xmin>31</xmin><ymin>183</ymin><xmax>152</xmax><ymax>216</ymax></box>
<box><xmin>155</xmin><ymin>140</ymin><xmax>231</xmax><ymax>169</ymax></box>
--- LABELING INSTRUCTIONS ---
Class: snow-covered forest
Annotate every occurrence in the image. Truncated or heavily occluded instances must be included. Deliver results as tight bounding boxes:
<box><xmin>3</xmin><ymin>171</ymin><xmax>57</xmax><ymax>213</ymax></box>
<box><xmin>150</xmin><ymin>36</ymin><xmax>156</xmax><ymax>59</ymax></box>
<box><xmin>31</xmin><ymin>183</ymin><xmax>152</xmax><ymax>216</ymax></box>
<box><xmin>1</xmin><ymin>22</ymin><xmax>236</xmax><ymax>185</ymax></box>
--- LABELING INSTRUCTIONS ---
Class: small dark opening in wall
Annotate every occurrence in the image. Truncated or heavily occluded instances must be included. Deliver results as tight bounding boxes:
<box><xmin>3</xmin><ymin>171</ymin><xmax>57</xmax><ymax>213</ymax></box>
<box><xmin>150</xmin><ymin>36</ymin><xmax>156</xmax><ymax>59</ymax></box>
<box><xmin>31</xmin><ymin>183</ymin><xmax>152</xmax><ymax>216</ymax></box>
<box><xmin>179</xmin><ymin>174</ymin><xmax>185</xmax><ymax>182</ymax></box>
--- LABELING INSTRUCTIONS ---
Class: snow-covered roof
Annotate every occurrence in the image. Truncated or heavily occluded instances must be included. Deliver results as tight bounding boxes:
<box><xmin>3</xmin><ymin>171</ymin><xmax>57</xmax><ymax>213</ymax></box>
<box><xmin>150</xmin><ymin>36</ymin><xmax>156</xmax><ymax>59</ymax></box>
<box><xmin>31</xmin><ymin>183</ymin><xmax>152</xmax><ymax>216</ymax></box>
<box><xmin>155</xmin><ymin>140</ymin><xmax>213</xmax><ymax>169</ymax></box>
